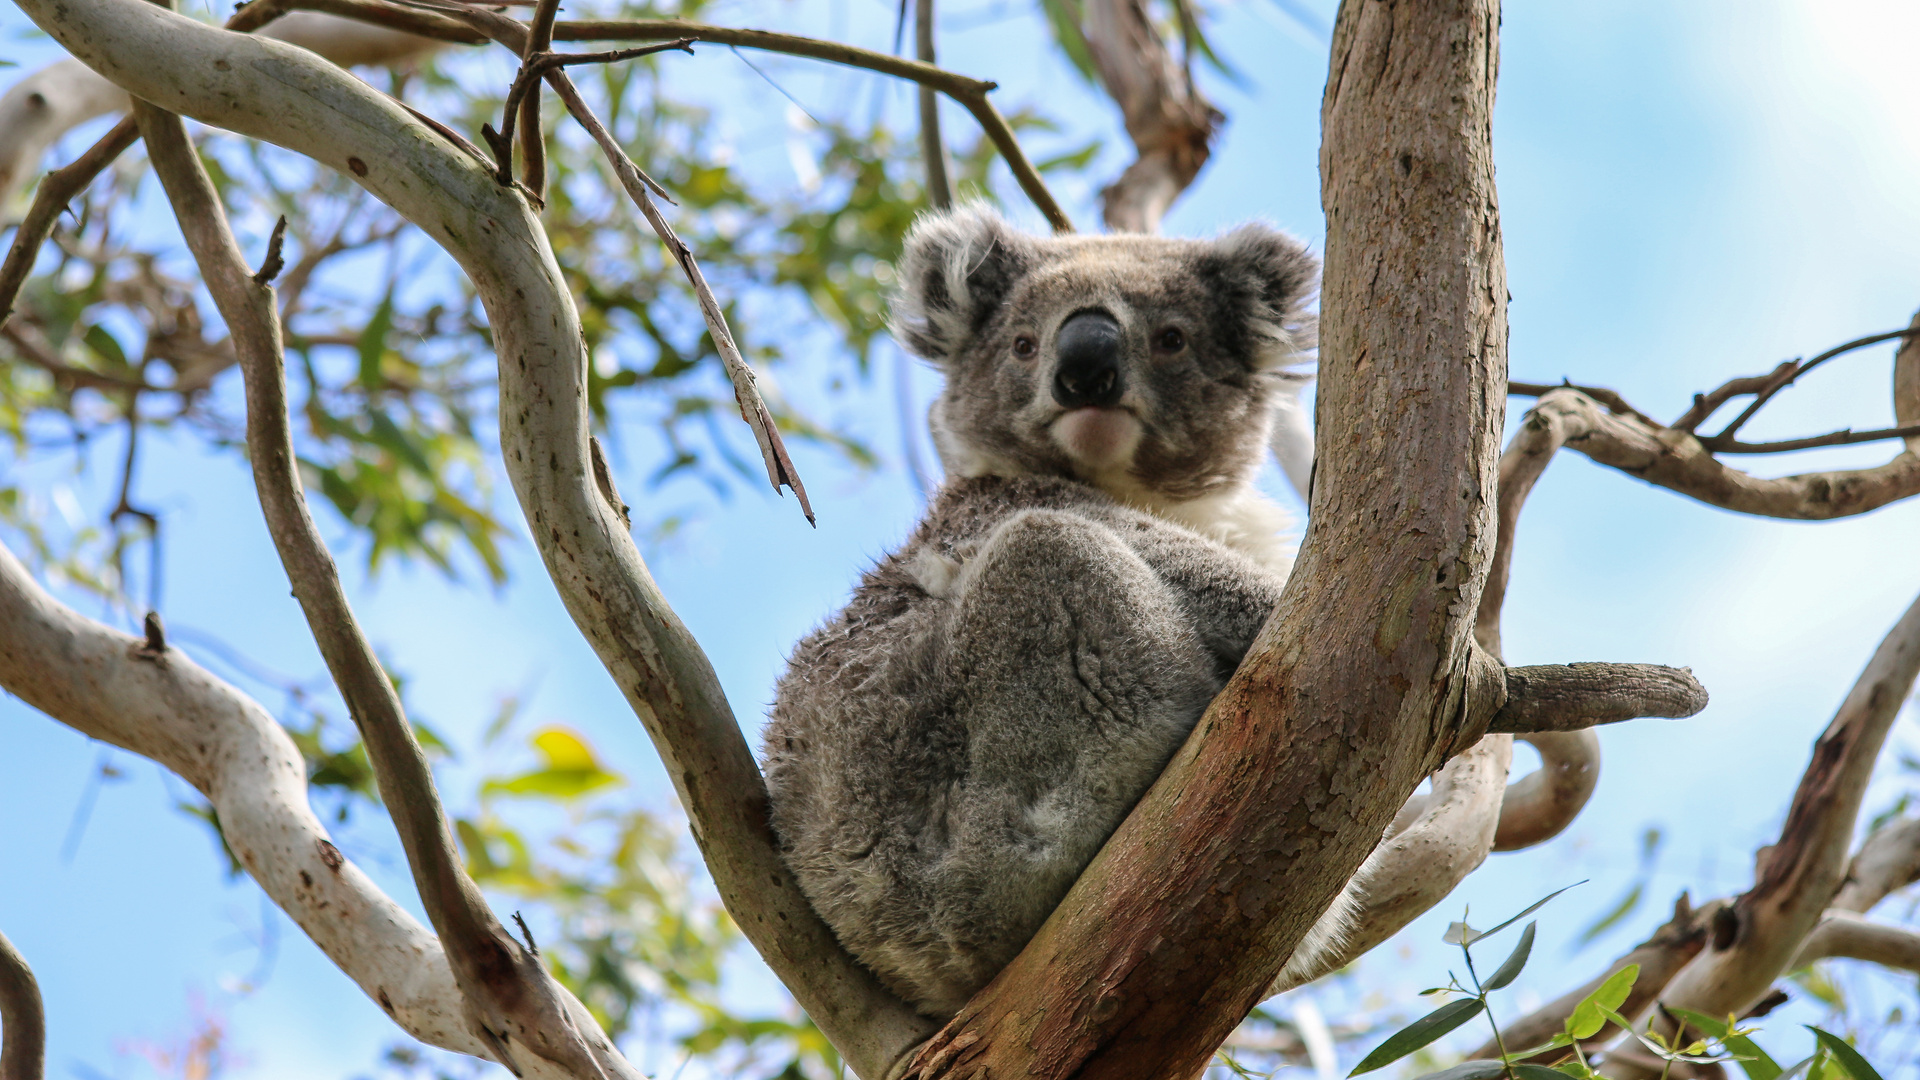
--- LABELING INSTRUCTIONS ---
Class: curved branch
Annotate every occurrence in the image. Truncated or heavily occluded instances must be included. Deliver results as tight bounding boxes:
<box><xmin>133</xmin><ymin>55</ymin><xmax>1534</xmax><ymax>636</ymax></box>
<box><xmin>0</xmin><ymin>928</ymin><xmax>45</xmax><ymax>1080</ymax></box>
<box><xmin>1790</xmin><ymin>909</ymin><xmax>1920</xmax><ymax>974</ymax></box>
<box><xmin>1493</xmin><ymin>730</ymin><xmax>1600</xmax><ymax>851</ymax></box>
<box><xmin>1602</xmin><ymin>590</ymin><xmax>1920</xmax><ymax>1078</ymax></box>
<box><xmin>1515</xmin><ymin>372</ymin><xmax>1920</xmax><ymax>521</ymax></box>
<box><xmin>4</xmin><ymin>3</ymin><xmax>936</xmax><ymax>1075</ymax></box>
<box><xmin>1833</xmin><ymin>816</ymin><xmax>1920</xmax><ymax>914</ymax></box>
<box><xmin>135</xmin><ymin>100</ymin><xmax>612</xmax><ymax>1080</ymax></box>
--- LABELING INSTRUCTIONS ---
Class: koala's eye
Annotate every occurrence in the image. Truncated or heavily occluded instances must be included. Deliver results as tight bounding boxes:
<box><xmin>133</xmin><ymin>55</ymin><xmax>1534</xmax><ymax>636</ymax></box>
<box><xmin>1154</xmin><ymin>327</ymin><xmax>1187</xmax><ymax>353</ymax></box>
<box><xmin>1012</xmin><ymin>335</ymin><xmax>1038</xmax><ymax>359</ymax></box>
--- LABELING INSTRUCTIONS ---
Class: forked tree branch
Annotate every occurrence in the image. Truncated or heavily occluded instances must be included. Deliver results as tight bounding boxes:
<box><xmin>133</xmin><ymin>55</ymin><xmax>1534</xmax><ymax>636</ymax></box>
<box><xmin>134</xmin><ymin>99</ymin><xmax>616</xmax><ymax>1080</ymax></box>
<box><xmin>0</xmin><ymin>116</ymin><xmax>138</xmax><ymax>330</ymax></box>
<box><xmin>3</xmin><ymin>4</ymin><xmax>935</xmax><ymax>1076</ymax></box>
<box><xmin>903</xmin><ymin>3</ymin><xmax>1519</xmax><ymax>1074</ymax></box>
<box><xmin>1601</xmin><ymin>590</ymin><xmax>1920</xmax><ymax>1078</ymax></box>
<box><xmin>1508</xmin><ymin>310</ymin><xmax>1920</xmax><ymax>520</ymax></box>
<box><xmin>0</xmin><ymin>928</ymin><xmax>45</xmax><ymax>1080</ymax></box>
<box><xmin>467</xmin><ymin>13</ymin><xmax>1074</xmax><ymax>232</ymax></box>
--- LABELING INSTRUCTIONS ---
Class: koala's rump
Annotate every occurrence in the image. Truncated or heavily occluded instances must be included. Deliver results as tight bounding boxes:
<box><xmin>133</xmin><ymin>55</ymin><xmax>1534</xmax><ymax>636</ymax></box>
<box><xmin>764</xmin><ymin>481</ymin><xmax>1237</xmax><ymax>1016</ymax></box>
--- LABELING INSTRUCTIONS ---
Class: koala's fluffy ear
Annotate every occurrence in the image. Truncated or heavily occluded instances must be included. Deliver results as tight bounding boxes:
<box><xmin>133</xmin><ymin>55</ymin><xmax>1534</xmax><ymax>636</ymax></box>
<box><xmin>890</xmin><ymin>204</ymin><xmax>1035</xmax><ymax>365</ymax></box>
<box><xmin>1205</xmin><ymin>224</ymin><xmax>1321</xmax><ymax>370</ymax></box>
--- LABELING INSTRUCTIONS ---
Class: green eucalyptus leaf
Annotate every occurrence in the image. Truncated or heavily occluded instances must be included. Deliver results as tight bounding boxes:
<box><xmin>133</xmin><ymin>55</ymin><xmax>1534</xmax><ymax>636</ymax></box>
<box><xmin>1481</xmin><ymin>881</ymin><xmax>1586</xmax><ymax>940</ymax></box>
<box><xmin>1484</xmin><ymin>921</ymin><xmax>1536</xmax><ymax>991</ymax></box>
<box><xmin>1666</xmin><ymin>1008</ymin><xmax>1780</xmax><ymax>1080</ymax></box>
<box><xmin>1349</xmin><ymin>998</ymin><xmax>1485</xmax><ymax>1075</ymax></box>
<box><xmin>1567</xmin><ymin>964</ymin><xmax>1639</xmax><ymax>1040</ymax></box>
<box><xmin>1807</xmin><ymin>1027</ymin><xmax>1885</xmax><ymax>1080</ymax></box>
<box><xmin>1408</xmin><ymin>1062</ymin><xmax>1504</xmax><ymax>1080</ymax></box>
<box><xmin>1511</xmin><ymin>1066</ymin><xmax>1578</xmax><ymax>1080</ymax></box>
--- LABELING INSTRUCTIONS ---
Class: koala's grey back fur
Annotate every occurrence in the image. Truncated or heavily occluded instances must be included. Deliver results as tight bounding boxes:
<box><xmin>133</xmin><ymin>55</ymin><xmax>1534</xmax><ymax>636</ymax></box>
<box><xmin>763</xmin><ymin>206</ymin><xmax>1355</xmax><ymax>1018</ymax></box>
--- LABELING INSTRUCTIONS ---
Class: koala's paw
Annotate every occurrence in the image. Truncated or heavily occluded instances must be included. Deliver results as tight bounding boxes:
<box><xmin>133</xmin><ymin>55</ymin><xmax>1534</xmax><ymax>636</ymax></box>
<box><xmin>907</xmin><ymin>546</ymin><xmax>970</xmax><ymax>599</ymax></box>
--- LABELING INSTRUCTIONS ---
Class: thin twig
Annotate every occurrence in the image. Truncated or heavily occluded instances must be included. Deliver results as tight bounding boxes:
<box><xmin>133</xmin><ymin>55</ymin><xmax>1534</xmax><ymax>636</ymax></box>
<box><xmin>1700</xmin><ymin>422</ymin><xmax>1920</xmax><ymax>455</ymax></box>
<box><xmin>538</xmin><ymin>15</ymin><xmax>1071</xmax><ymax>231</ymax></box>
<box><xmin>0</xmin><ymin>117</ymin><xmax>140</xmax><ymax>330</ymax></box>
<box><xmin>1713</xmin><ymin>327</ymin><xmax>1920</xmax><ymax>442</ymax></box>
<box><xmin>539</xmin><ymin>66</ymin><xmax>813</xmax><ymax>522</ymax></box>
<box><xmin>1671</xmin><ymin>362</ymin><xmax>1796</xmax><ymax>433</ymax></box>
<box><xmin>485</xmin><ymin>41</ymin><xmax>694</xmax><ymax>188</ymax></box>
<box><xmin>914</xmin><ymin>0</ymin><xmax>952</xmax><ymax>208</ymax></box>
<box><xmin>134</xmin><ymin>98</ymin><xmax>611</xmax><ymax>1080</ymax></box>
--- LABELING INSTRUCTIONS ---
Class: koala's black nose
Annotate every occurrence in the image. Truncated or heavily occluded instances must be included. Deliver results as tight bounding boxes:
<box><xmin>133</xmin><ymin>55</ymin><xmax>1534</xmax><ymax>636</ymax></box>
<box><xmin>1052</xmin><ymin>310</ymin><xmax>1125</xmax><ymax>409</ymax></box>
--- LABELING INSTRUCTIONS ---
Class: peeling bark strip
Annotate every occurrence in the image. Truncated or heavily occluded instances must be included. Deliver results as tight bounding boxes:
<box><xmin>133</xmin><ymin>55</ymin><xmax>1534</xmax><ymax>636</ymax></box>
<box><xmin>6</xmin><ymin>2</ymin><xmax>932</xmax><ymax>1076</ymax></box>
<box><xmin>902</xmin><ymin>4</ymin><xmax>1511</xmax><ymax>1076</ymax></box>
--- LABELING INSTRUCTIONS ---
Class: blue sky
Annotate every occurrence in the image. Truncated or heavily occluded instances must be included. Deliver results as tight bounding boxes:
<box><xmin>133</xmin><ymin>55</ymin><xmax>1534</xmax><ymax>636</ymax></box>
<box><xmin>4</xmin><ymin>1</ymin><xmax>1920</xmax><ymax>1076</ymax></box>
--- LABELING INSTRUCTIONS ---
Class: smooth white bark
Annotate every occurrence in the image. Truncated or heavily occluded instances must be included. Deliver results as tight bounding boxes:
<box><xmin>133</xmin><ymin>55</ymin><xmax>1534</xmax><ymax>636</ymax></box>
<box><xmin>0</xmin><ymin>543</ymin><xmax>490</xmax><ymax>1063</ymax></box>
<box><xmin>0</xmin><ymin>14</ymin><xmax>440</xmax><ymax>206</ymax></box>
<box><xmin>1791</xmin><ymin>910</ymin><xmax>1920</xmax><ymax>974</ymax></box>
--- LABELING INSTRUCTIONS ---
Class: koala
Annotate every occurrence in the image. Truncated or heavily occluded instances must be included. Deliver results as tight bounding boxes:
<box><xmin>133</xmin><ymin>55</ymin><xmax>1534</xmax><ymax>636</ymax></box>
<box><xmin>761</xmin><ymin>204</ymin><xmax>1367</xmax><ymax>1019</ymax></box>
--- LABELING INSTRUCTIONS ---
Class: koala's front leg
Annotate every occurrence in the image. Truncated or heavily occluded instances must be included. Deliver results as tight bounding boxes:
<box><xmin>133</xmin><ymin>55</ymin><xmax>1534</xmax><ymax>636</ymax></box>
<box><xmin>921</xmin><ymin>508</ymin><xmax>1223</xmax><ymax>996</ymax></box>
<box><xmin>1109</xmin><ymin>519</ymin><xmax>1290</xmax><ymax>677</ymax></box>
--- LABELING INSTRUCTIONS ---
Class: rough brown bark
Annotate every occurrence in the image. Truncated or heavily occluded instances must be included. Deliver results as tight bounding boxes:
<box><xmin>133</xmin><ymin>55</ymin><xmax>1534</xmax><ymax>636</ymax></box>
<box><xmin>899</xmin><ymin>3</ymin><xmax>1510</xmax><ymax>1076</ymax></box>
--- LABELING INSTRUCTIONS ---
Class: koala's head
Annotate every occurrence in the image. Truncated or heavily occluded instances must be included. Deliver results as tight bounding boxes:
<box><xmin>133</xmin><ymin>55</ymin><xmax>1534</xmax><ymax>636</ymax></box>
<box><xmin>892</xmin><ymin>205</ymin><xmax>1318</xmax><ymax>506</ymax></box>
